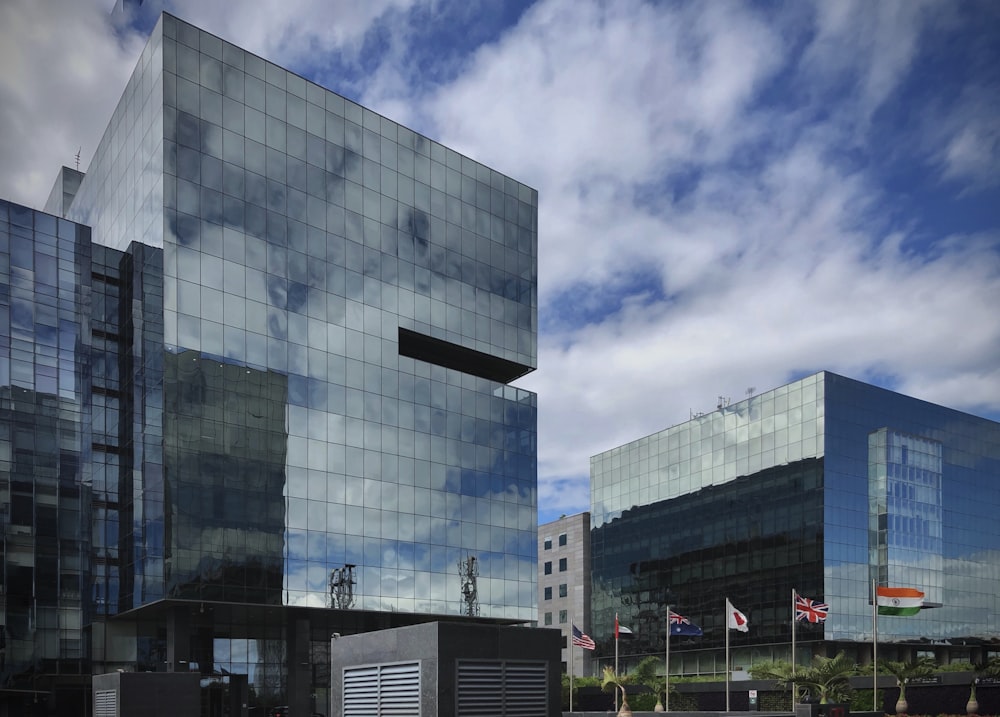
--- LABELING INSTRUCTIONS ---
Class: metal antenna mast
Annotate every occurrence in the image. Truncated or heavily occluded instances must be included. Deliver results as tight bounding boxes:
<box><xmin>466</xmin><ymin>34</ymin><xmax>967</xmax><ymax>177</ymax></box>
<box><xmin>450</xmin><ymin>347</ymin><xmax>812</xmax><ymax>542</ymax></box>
<box><xmin>330</xmin><ymin>564</ymin><xmax>356</xmax><ymax>609</ymax></box>
<box><xmin>458</xmin><ymin>555</ymin><xmax>479</xmax><ymax>617</ymax></box>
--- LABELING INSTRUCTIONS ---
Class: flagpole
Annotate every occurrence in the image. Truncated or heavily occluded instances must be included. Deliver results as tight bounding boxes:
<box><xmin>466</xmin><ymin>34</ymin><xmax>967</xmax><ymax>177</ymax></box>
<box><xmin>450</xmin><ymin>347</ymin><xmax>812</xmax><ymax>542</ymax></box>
<box><xmin>615</xmin><ymin>612</ymin><xmax>620</xmax><ymax>713</ymax></box>
<box><xmin>872</xmin><ymin>578</ymin><xmax>878</xmax><ymax>712</ymax></box>
<box><xmin>665</xmin><ymin>605</ymin><xmax>670</xmax><ymax>712</ymax></box>
<box><xmin>569</xmin><ymin>613</ymin><xmax>574</xmax><ymax>713</ymax></box>
<box><xmin>725</xmin><ymin>598</ymin><xmax>731</xmax><ymax>712</ymax></box>
<box><xmin>791</xmin><ymin>588</ymin><xmax>797</xmax><ymax>680</ymax></box>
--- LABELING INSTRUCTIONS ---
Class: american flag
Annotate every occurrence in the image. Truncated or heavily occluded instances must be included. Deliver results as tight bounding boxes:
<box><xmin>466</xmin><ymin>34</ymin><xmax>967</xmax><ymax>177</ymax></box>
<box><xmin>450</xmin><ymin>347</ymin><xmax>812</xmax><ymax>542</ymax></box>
<box><xmin>795</xmin><ymin>594</ymin><xmax>829</xmax><ymax>623</ymax></box>
<box><xmin>572</xmin><ymin>624</ymin><xmax>595</xmax><ymax>650</ymax></box>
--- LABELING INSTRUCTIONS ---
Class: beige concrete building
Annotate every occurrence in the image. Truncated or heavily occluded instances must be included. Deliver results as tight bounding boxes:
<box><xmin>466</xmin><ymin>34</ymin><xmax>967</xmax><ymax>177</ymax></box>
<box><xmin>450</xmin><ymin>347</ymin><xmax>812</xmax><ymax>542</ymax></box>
<box><xmin>538</xmin><ymin>512</ymin><xmax>594</xmax><ymax>677</ymax></box>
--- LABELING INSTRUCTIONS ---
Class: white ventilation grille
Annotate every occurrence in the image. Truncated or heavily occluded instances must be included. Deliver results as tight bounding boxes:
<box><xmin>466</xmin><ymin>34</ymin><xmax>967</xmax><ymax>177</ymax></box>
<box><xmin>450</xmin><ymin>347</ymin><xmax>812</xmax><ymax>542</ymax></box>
<box><xmin>343</xmin><ymin>661</ymin><xmax>420</xmax><ymax>716</ymax></box>
<box><xmin>456</xmin><ymin>660</ymin><xmax>548</xmax><ymax>717</ymax></box>
<box><xmin>94</xmin><ymin>689</ymin><xmax>117</xmax><ymax>717</ymax></box>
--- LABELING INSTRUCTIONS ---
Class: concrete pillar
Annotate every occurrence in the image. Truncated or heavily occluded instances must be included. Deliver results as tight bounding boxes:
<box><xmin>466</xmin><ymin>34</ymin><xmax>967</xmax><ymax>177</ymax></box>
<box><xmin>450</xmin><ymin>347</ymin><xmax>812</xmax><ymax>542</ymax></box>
<box><xmin>286</xmin><ymin>612</ymin><xmax>311</xmax><ymax>717</ymax></box>
<box><xmin>230</xmin><ymin>673</ymin><xmax>250</xmax><ymax>717</ymax></box>
<box><xmin>165</xmin><ymin>606</ymin><xmax>191</xmax><ymax>672</ymax></box>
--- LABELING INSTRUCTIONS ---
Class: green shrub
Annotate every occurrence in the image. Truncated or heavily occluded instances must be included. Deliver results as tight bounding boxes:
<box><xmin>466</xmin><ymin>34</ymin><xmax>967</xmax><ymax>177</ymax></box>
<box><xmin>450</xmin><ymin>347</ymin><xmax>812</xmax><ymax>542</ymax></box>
<box><xmin>849</xmin><ymin>688</ymin><xmax>884</xmax><ymax>712</ymax></box>
<box><xmin>669</xmin><ymin>692</ymin><xmax>699</xmax><ymax>711</ymax></box>
<box><xmin>561</xmin><ymin>673</ymin><xmax>601</xmax><ymax>710</ymax></box>
<box><xmin>937</xmin><ymin>662</ymin><xmax>974</xmax><ymax>673</ymax></box>
<box><xmin>761</xmin><ymin>691</ymin><xmax>793</xmax><ymax>711</ymax></box>
<box><xmin>630</xmin><ymin>692</ymin><xmax>659</xmax><ymax>711</ymax></box>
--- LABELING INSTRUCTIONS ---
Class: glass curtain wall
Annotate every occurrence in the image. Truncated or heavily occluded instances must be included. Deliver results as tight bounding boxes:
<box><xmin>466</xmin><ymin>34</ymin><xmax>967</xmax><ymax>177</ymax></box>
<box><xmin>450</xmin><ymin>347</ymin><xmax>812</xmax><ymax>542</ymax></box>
<box><xmin>149</xmin><ymin>13</ymin><xmax>539</xmax><ymax>618</ymax></box>
<box><xmin>591</xmin><ymin>371</ymin><xmax>1000</xmax><ymax>673</ymax></box>
<box><xmin>58</xmin><ymin>11</ymin><xmax>539</xmax><ymax>706</ymax></box>
<box><xmin>0</xmin><ymin>200</ymin><xmax>92</xmax><ymax>691</ymax></box>
<box><xmin>823</xmin><ymin>373</ymin><xmax>1000</xmax><ymax>648</ymax></box>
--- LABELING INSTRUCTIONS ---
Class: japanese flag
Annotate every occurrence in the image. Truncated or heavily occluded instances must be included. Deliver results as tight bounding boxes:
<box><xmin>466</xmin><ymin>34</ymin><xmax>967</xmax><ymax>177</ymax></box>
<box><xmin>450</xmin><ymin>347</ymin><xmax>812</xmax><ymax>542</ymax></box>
<box><xmin>727</xmin><ymin>599</ymin><xmax>749</xmax><ymax>632</ymax></box>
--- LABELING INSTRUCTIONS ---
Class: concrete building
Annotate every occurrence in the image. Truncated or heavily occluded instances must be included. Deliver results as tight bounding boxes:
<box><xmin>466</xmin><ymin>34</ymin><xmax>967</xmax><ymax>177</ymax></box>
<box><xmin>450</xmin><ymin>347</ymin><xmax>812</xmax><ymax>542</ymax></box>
<box><xmin>538</xmin><ymin>512</ymin><xmax>593</xmax><ymax>677</ymax></box>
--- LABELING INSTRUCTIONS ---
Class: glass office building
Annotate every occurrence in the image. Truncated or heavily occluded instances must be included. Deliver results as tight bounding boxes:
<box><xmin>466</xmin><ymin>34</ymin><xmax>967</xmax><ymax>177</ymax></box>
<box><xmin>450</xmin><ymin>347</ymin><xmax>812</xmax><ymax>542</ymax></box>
<box><xmin>1</xmin><ymin>12</ymin><xmax>537</xmax><ymax>715</ymax></box>
<box><xmin>590</xmin><ymin>371</ymin><xmax>1000</xmax><ymax>674</ymax></box>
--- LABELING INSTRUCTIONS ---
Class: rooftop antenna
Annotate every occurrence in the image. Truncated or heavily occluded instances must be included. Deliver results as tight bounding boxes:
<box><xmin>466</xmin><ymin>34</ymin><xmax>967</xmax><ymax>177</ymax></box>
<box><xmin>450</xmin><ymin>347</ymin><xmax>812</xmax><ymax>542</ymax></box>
<box><xmin>329</xmin><ymin>564</ymin><xmax>356</xmax><ymax>610</ymax></box>
<box><xmin>75</xmin><ymin>147</ymin><xmax>82</xmax><ymax>172</ymax></box>
<box><xmin>746</xmin><ymin>387</ymin><xmax>756</xmax><ymax>398</ymax></box>
<box><xmin>717</xmin><ymin>396</ymin><xmax>731</xmax><ymax>410</ymax></box>
<box><xmin>459</xmin><ymin>554</ymin><xmax>479</xmax><ymax>617</ymax></box>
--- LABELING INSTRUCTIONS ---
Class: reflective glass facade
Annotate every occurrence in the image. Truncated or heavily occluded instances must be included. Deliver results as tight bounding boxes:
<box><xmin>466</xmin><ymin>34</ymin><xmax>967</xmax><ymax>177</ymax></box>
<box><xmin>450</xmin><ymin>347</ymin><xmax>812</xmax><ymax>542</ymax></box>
<box><xmin>0</xmin><ymin>202</ymin><xmax>92</xmax><ymax>698</ymax></box>
<box><xmin>591</xmin><ymin>371</ymin><xmax>1000</xmax><ymax>674</ymax></box>
<box><xmin>2</xmin><ymin>11</ymin><xmax>537</xmax><ymax>714</ymax></box>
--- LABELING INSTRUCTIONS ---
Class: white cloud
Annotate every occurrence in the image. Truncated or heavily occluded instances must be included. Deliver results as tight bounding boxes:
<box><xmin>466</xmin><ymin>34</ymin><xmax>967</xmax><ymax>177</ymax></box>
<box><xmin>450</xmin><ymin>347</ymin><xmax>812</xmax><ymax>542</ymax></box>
<box><xmin>393</xmin><ymin>0</ymin><xmax>1000</xmax><ymax>515</ymax></box>
<box><xmin>0</xmin><ymin>0</ymin><xmax>146</xmax><ymax>208</ymax></box>
<box><xmin>425</xmin><ymin>0</ymin><xmax>783</xmax><ymax>187</ymax></box>
<box><xmin>0</xmin><ymin>0</ymin><xmax>419</xmax><ymax>210</ymax></box>
<box><xmin>169</xmin><ymin>0</ymin><xmax>418</xmax><ymax>76</ymax></box>
<box><xmin>2</xmin><ymin>0</ymin><xmax>997</xmax><ymax>526</ymax></box>
<box><xmin>805</xmin><ymin>0</ymin><xmax>932</xmax><ymax>117</ymax></box>
<box><xmin>517</xmin><ymin>125</ymin><xmax>1000</xmax><ymax>500</ymax></box>
<box><xmin>398</xmin><ymin>0</ymin><xmax>799</xmax><ymax>343</ymax></box>
<box><xmin>937</xmin><ymin>91</ymin><xmax>1000</xmax><ymax>191</ymax></box>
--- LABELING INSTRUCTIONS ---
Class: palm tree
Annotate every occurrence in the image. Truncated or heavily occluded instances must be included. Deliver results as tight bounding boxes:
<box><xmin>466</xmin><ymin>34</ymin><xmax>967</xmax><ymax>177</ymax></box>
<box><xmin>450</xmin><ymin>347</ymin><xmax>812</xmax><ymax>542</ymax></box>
<box><xmin>602</xmin><ymin>666</ymin><xmax>633</xmax><ymax>717</ymax></box>
<box><xmin>756</xmin><ymin>653</ymin><xmax>856</xmax><ymax>705</ymax></box>
<box><xmin>967</xmin><ymin>656</ymin><xmax>1000</xmax><ymax>715</ymax></box>
<box><xmin>749</xmin><ymin>660</ymin><xmax>799</xmax><ymax>705</ymax></box>
<box><xmin>882</xmin><ymin>657</ymin><xmax>936</xmax><ymax>714</ymax></box>
<box><xmin>632</xmin><ymin>655</ymin><xmax>669</xmax><ymax>711</ymax></box>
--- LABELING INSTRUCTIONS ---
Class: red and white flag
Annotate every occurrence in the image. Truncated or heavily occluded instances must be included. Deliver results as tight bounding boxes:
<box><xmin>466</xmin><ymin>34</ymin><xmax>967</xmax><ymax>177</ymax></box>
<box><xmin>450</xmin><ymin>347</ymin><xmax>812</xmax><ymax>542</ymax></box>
<box><xmin>614</xmin><ymin>613</ymin><xmax>634</xmax><ymax>639</ymax></box>
<box><xmin>726</xmin><ymin>599</ymin><xmax>749</xmax><ymax>632</ymax></box>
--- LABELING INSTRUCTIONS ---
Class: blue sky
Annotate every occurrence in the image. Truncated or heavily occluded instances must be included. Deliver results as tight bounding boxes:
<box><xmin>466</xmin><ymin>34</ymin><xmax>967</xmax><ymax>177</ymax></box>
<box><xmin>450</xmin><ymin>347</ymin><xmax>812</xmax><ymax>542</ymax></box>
<box><xmin>2</xmin><ymin>0</ymin><xmax>998</xmax><ymax>525</ymax></box>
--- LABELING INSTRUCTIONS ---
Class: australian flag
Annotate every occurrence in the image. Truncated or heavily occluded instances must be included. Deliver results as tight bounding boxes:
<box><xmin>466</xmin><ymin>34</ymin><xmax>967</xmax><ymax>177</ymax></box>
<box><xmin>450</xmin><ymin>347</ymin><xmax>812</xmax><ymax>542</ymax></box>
<box><xmin>669</xmin><ymin>610</ymin><xmax>703</xmax><ymax>636</ymax></box>
<box><xmin>795</xmin><ymin>594</ymin><xmax>829</xmax><ymax>623</ymax></box>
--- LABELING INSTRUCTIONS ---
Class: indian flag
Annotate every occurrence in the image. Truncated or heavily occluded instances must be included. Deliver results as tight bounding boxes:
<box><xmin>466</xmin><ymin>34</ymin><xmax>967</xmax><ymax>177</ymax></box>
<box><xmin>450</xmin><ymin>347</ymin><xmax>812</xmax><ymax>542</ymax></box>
<box><xmin>876</xmin><ymin>586</ymin><xmax>924</xmax><ymax>616</ymax></box>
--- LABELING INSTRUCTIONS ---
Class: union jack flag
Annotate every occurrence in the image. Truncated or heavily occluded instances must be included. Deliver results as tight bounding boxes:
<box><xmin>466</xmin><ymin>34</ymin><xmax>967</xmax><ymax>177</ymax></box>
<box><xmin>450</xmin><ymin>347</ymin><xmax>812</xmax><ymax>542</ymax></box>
<box><xmin>795</xmin><ymin>594</ymin><xmax>829</xmax><ymax>623</ymax></box>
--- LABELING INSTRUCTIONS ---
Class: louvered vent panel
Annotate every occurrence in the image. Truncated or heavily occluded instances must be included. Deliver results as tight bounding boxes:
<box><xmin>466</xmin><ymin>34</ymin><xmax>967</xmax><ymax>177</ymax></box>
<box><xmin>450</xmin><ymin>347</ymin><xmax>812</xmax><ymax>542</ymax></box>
<box><xmin>456</xmin><ymin>662</ymin><xmax>504</xmax><ymax>716</ymax></box>
<box><xmin>504</xmin><ymin>663</ymin><xmax>547</xmax><ymax>717</ymax></box>
<box><xmin>456</xmin><ymin>660</ymin><xmax>547</xmax><ymax>717</ymax></box>
<box><xmin>94</xmin><ymin>689</ymin><xmax>117</xmax><ymax>717</ymax></box>
<box><xmin>343</xmin><ymin>661</ymin><xmax>419</xmax><ymax>717</ymax></box>
<box><xmin>343</xmin><ymin>665</ymin><xmax>380</xmax><ymax>717</ymax></box>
